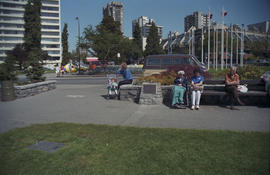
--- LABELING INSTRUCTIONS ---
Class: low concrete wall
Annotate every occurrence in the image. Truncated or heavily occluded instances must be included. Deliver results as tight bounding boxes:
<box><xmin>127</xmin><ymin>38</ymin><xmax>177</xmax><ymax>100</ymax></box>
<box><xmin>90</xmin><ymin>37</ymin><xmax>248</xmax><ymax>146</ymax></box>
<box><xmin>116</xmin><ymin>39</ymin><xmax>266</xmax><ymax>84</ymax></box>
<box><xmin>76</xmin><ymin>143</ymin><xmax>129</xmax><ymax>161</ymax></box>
<box><xmin>14</xmin><ymin>81</ymin><xmax>56</xmax><ymax>99</ymax></box>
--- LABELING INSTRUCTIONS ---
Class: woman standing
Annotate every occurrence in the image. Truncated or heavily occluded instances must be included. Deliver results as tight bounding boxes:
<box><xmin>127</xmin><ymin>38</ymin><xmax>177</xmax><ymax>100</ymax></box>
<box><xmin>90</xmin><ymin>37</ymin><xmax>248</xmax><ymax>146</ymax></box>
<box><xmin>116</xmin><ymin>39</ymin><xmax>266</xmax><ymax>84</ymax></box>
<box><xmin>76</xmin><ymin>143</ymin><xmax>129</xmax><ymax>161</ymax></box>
<box><xmin>191</xmin><ymin>68</ymin><xmax>204</xmax><ymax>110</ymax></box>
<box><xmin>172</xmin><ymin>71</ymin><xmax>187</xmax><ymax>109</ymax></box>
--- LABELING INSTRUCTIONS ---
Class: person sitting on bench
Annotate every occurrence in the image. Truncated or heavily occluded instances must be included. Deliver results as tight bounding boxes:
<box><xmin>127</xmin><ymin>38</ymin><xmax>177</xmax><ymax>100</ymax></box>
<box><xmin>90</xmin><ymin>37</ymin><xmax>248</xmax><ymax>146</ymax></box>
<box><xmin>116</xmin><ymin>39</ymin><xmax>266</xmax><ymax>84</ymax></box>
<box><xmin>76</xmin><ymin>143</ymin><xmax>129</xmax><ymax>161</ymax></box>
<box><xmin>191</xmin><ymin>68</ymin><xmax>204</xmax><ymax>110</ymax></box>
<box><xmin>225</xmin><ymin>66</ymin><xmax>244</xmax><ymax>110</ymax></box>
<box><xmin>172</xmin><ymin>70</ymin><xmax>187</xmax><ymax>109</ymax></box>
<box><xmin>117</xmin><ymin>62</ymin><xmax>133</xmax><ymax>90</ymax></box>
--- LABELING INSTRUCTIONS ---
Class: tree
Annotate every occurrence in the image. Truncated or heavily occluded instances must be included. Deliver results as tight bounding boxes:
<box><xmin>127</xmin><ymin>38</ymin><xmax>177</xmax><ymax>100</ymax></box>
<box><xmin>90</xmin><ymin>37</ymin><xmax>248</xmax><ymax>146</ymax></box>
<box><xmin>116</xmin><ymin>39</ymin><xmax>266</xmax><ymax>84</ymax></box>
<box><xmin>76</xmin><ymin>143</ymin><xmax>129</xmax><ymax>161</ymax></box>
<box><xmin>144</xmin><ymin>22</ymin><xmax>164</xmax><ymax>56</ymax></box>
<box><xmin>81</xmin><ymin>16</ymin><xmax>122</xmax><ymax>64</ymax></box>
<box><xmin>24</xmin><ymin>0</ymin><xmax>41</xmax><ymax>52</ymax></box>
<box><xmin>23</xmin><ymin>0</ymin><xmax>44</xmax><ymax>81</ymax></box>
<box><xmin>132</xmin><ymin>22</ymin><xmax>143</xmax><ymax>61</ymax></box>
<box><xmin>10</xmin><ymin>44</ymin><xmax>27</xmax><ymax>70</ymax></box>
<box><xmin>82</xmin><ymin>16</ymin><xmax>143</xmax><ymax>65</ymax></box>
<box><xmin>61</xmin><ymin>23</ymin><xmax>69</xmax><ymax>65</ymax></box>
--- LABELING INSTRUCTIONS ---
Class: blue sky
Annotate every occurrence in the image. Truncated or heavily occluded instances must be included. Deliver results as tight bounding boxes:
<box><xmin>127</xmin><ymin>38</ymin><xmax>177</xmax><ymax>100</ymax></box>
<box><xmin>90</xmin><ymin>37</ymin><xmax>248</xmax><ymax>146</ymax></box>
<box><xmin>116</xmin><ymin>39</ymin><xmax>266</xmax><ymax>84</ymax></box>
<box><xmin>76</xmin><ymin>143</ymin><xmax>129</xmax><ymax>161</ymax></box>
<box><xmin>61</xmin><ymin>0</ymin><xmax>270</xmax><ymax>51</ymax></box>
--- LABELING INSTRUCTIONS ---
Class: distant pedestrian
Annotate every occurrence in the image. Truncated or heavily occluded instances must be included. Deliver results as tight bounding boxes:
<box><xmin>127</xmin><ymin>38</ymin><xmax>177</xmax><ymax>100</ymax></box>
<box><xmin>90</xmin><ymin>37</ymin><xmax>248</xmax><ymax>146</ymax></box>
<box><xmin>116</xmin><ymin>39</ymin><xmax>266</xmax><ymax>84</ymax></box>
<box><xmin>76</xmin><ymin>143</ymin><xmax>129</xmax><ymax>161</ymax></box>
<box><xmin>225</xmin><ymin>66</ymin><xmax>245</xmax><ymax>110</ymax></box>
<box><xmin>172</xmin><ymin>70</ymin><xmax>187</xmax><ymax>109</ymax></box>
<box><xmin>191</xmin><ymin>67</ymin><xmax>204</xmax><ymax>110</ymax></box>
<box><xmin>55</xmin><ymin>64</ymin><xmax>60</xmax><ymax>77</ymax></box>
<box><xmin>116</xmin><ymin>62</ymin><xmax>133</xmax><ymax>90</ymax></box>
<box><xmin>61</xmin><ymin>65</ymin><xmax>64</xmax><ymax>76</ymax></box>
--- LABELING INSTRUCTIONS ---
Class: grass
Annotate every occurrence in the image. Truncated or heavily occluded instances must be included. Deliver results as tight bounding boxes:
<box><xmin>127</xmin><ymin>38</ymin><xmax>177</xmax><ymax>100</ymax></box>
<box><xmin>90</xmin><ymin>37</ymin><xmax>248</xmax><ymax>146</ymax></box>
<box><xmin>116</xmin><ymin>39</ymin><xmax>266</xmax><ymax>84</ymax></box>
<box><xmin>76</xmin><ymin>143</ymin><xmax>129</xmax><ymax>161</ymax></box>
<box><xmin>0</xmin><ymin>123</ymin><xmax>269</xmax><ymax>175</ymax></box>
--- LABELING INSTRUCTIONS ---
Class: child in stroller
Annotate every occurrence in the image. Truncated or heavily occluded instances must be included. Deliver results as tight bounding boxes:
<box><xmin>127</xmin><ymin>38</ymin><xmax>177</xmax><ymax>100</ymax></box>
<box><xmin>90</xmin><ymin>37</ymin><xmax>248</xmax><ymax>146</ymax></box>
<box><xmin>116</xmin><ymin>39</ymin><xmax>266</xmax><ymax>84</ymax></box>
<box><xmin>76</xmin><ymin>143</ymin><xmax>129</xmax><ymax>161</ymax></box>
<box><xmin>106</xmin><ymin>74</ymin><xmax>118</xmax><ymax>99</ymax></box>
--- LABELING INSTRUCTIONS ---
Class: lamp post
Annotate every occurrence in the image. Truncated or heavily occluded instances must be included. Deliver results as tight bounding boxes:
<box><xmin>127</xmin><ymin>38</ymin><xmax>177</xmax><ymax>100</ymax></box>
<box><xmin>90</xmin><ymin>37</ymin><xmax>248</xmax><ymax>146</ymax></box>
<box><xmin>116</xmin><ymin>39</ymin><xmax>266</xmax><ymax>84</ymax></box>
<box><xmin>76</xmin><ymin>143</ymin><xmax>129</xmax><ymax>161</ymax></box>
<box><xmin>75</xmin><ymin>17</ymin><xmax>81</xmax><ymax>74</ymax></box>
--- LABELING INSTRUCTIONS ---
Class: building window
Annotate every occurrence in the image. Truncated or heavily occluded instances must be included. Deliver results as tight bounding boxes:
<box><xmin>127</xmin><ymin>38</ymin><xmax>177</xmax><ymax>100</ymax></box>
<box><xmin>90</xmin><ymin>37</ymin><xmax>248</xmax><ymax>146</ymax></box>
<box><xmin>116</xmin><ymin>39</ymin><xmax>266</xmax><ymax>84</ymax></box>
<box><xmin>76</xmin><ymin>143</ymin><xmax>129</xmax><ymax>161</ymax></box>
<box><xmin>172</xmin><ymin>58</ymin><xmax>181</xmax><ymax>64</ymax></box>
<box><xmin>41</xmin><ymin>12</ymin><xmax>59</xmax><ymax>17</ymax></box>
<box><xmin>42</xmin><ymin>38</ymin><xmax>59</xmax><ymax>42</ymax></box>
<box><xmin>42</xmin><ymin>25</ymin><xmax>59</xmax><ymax>30</ymax></box>
<box><xmin>41</xmin><ymin>6</ymin><xmax>59</xmax><ymax>11</ymax></box>
<box><xmin>161</xmin><ymin>58</ymin><xmax>172</xmax><ymax>65</ymax></box>
<box><xmin>1</xmin><ymin>9</ymin><xmax>24</xmax><ymax>15</ymax></box>
<box><xmin>42</xmin><ymin>44</ymin><xmax>60</xmax><ymax>48</ymax></box>
<box><xmin>147</xmin><ymin>58</ymin><xmax>161</xmax><ymax>65</ymax></box>
<box><xmin>48</xmin><ymin>50</ymin><xmax>60</xmax><ymax>55</ymax></box>
<box><xmin>42</xmin><ymin>31</ymin><xmax>59</xmax><ymax>36</ymax></box>
<box><xmin>0</xmin><ymin>30</ymin><xmax>24</xmax><ymax>35</ymax></box>
<box><xmin>42</xmin><ymin>0</ymin><xmax>59</xmax><ymax>5</ymax></box>
<box><xmin>42</xmin><ymin>19</ymin><xmax>59</xmax><ymax>24</ymax></box>
<box><xmin>0</xmin><ymin>2</ymin><xmax>25</xmax><ymax>9</ymax></box>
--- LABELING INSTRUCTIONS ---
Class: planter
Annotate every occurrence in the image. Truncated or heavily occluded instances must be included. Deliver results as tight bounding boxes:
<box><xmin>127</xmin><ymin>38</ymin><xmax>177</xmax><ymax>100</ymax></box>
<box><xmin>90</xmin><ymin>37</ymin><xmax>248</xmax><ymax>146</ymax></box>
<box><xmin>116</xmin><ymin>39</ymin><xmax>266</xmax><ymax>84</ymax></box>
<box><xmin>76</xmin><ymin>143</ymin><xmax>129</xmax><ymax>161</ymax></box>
<box><xmin>1</xmin><ymin>80</ymin><xmax>16</xmax><ymax>101</ymax></box>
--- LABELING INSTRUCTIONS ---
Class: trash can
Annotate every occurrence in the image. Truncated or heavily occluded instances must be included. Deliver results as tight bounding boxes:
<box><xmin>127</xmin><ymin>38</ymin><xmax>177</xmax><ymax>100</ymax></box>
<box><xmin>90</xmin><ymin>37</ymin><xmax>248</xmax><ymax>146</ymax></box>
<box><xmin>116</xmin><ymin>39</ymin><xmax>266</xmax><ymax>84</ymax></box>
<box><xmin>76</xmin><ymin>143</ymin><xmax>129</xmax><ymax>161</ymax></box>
<box><xmin>1</xmin><ymin>80</ymin><xmax>15</xmax><ymax>101</ymax></box>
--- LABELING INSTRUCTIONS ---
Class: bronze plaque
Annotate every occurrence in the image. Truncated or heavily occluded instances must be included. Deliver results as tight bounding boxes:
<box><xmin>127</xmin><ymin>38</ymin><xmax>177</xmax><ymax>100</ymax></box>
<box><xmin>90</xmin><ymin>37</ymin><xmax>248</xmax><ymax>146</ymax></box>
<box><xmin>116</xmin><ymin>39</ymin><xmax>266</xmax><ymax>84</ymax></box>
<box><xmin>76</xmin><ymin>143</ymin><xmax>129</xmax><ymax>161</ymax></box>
<box><xmin>143</xmin><ymin>84</ymin><xmax>157</xmax><ymax>94</ymax></box>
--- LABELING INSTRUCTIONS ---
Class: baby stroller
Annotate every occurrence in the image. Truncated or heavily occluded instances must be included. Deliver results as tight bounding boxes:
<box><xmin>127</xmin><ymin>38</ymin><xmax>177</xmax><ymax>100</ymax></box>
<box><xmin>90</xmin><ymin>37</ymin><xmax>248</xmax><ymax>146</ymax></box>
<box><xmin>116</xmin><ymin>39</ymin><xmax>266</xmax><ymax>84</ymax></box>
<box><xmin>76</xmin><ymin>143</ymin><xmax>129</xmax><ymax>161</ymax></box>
<box><xmin>106</xmin><ymin>74</ymin><xmax>118</xmax><ymax>99</ymax></box>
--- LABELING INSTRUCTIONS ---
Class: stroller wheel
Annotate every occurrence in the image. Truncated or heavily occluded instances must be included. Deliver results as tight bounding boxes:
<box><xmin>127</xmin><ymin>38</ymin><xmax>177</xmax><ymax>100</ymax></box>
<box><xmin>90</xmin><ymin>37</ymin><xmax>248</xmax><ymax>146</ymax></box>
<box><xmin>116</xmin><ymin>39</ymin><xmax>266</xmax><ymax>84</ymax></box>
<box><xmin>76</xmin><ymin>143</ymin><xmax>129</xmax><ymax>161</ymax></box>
<box><xmin>106</xmin><ymin>95</ymin><xmax>110</xmax><ymax>100</ymax></box>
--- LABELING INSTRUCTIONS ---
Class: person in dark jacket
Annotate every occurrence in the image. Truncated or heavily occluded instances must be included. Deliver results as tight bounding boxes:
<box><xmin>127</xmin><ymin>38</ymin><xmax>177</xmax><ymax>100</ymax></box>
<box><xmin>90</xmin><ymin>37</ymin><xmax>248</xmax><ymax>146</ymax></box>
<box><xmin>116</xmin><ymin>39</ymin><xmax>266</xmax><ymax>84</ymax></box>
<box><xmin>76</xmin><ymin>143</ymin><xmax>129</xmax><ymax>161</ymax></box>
<box><xmin>172</xmin><ymin>70</ymin><xmax>187</xmax><ymax>109</ymax></box>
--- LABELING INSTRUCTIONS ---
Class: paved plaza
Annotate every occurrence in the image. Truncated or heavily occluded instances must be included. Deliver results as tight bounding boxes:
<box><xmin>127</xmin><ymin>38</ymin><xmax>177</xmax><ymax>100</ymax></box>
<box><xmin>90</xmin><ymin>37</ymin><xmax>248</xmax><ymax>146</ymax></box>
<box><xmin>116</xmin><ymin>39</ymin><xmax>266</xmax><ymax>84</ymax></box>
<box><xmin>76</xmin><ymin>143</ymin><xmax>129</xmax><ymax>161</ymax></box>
<box><xmin>1</xmin><ymin>76</ymin><xmax>269</xmax><ymax>133</ymax></box>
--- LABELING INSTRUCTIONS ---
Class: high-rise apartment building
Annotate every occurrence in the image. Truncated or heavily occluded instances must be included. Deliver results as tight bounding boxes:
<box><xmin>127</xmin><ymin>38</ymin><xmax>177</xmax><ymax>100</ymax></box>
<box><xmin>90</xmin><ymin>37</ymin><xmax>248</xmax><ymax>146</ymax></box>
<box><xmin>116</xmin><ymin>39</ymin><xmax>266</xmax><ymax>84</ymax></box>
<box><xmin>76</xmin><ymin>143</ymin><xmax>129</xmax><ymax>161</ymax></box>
<box><xmin>0</xmin><ymin>0</ymin><xmax>61</xmax><ymax>63</ymax></box>
<box><xmin>132</xmin><ymin>16</ymin><xmax>163</xmax><ymax>51</ymax></box>
<box><xmin>247</xmin><ymin>21</ymin><xmax>270</xmax><ymax>33</ymax></box>
<box><xmin>103</xmin><ymin>1</ymin><xmax>123</xmax><ymax>33</ymax></box>
<box><xmin>184</xmin><ymin>11</ymin><xmax>209</xmax><ymax>32</ymax></box>
<box><xmin>132</xmin><ymin>16</ymin><xmax>163</xmax><ymax>38</ymax></box>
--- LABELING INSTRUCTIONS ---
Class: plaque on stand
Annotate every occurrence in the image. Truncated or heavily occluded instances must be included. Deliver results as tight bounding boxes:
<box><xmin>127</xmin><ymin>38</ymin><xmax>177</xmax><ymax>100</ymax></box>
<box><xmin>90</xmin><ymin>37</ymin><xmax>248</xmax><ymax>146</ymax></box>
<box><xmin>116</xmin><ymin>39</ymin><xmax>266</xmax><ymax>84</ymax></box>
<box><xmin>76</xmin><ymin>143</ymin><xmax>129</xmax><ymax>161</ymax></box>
<box><xmin>139</xmin><ymin>83</ymin><xmax>163</xmax><ymax>105</ymax></box>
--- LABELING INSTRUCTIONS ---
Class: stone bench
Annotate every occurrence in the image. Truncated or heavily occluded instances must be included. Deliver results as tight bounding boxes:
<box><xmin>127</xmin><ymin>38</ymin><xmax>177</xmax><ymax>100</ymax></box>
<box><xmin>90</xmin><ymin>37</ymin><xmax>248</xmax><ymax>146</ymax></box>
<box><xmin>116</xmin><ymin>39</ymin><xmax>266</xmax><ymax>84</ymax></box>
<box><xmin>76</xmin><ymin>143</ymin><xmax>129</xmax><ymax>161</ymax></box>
<box><xmin>119</xmin><ymin>80</ymin><xmax>270</xmax><ymax>106</ymax></box>
<box><xmin>201</xmin><ymin>80</ymin><xmax>270</xmax><ymax>105</ymax></box>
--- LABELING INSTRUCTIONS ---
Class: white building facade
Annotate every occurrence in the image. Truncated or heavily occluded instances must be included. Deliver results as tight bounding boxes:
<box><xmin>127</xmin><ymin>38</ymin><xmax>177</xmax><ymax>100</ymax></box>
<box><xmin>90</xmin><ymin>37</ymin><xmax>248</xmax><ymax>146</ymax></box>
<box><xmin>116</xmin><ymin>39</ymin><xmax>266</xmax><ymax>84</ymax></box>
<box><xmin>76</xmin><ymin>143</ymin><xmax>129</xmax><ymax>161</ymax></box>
<box><xmin>0</xmin><ymin>0</ymin><xmax>61</xmax><ymax>63</ymax></box>
<box><xmin>132</xmin><ymin>16</ymin><xmax>163</xmax><ymax>51</ymax></box>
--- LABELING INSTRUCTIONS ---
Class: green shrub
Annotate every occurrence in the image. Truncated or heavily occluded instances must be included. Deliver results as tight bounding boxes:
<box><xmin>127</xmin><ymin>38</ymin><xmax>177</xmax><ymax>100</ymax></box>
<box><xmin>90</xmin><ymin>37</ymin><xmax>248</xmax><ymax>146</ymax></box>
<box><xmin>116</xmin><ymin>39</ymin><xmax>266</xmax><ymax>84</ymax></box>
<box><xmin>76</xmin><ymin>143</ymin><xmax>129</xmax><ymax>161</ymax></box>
<box><xmin>237</xmin><ymin>65</ymin><xmax>265</xmax><ymax>80</ymax></box>
<box><xmin>209</xmin><ymin>65</ymin><xmax>265</xmax><ymax>80</ymax></box>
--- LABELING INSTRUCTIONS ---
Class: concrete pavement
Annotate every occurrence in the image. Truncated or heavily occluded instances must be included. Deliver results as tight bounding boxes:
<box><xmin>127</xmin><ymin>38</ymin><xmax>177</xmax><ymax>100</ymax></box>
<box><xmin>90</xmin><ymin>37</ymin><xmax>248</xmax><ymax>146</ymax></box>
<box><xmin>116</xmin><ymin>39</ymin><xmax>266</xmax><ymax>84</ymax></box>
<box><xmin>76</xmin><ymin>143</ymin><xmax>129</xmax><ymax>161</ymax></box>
<box><xmin>1</xmin><ymin>83</ymin><xmax>270</xmax><ymax>133</ymax></box>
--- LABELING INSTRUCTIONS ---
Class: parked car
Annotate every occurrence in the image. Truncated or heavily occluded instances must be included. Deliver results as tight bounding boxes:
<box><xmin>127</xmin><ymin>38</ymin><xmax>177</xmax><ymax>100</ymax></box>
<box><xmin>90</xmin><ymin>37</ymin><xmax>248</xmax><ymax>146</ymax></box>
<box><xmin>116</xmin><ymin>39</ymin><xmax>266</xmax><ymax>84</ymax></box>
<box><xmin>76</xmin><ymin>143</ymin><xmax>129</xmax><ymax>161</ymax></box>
<box><xmin>143</xmin><ymin>54</ymin><xmax>207</xmax><ymax>76</ymax></box>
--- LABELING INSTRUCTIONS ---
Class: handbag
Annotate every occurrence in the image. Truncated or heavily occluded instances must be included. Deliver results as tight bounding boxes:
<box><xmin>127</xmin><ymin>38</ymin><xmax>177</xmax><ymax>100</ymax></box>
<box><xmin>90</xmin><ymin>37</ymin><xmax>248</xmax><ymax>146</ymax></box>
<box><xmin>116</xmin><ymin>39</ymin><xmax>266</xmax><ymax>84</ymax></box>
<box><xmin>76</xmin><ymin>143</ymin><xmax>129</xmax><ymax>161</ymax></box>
<box><xmin>237</xmin><ymin>85</ymin><xmax>248</xmax><ymax>93</ymax></box>
<box><xmin>192</xmin><ymin>85</ymin><xmax>204</xmax><ymax>91</ymax></box>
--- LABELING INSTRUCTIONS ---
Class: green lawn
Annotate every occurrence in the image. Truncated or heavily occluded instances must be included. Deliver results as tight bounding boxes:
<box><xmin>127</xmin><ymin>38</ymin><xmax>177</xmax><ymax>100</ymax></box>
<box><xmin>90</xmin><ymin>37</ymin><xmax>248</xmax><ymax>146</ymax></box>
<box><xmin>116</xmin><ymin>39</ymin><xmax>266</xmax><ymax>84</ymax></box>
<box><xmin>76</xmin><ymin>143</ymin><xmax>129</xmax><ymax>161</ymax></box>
<box><xmin>0</xmin><ymin>123</ymin><xmax>269</xmax><ymax>175</ymax></box>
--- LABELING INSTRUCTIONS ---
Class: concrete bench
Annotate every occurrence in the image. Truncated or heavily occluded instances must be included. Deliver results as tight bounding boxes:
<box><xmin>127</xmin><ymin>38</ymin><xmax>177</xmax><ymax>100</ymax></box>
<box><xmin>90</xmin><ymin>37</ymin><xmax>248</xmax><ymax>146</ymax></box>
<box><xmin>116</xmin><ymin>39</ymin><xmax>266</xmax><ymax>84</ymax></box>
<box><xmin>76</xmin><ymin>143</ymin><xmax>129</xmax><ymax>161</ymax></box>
<box><xmin>201</xmin><ymin>80</ymin><xmax>269</xmax><ymax>106</ymax></box>
<box><xmin>119</xmin><ymin>80</ymin><xmax>270</xmax><ymax>106</ymax></box>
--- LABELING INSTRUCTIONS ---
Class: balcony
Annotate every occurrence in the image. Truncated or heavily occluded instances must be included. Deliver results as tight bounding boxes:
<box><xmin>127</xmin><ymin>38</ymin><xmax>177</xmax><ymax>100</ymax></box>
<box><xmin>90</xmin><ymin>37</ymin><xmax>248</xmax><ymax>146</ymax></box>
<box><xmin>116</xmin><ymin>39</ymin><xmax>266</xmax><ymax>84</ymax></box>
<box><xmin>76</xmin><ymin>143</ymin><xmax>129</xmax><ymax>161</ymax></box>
<box><xmin>0</xmin><ymin>33</ymin><xmax>24</xmax><ymax>37</ymax></box>
<box><xmin>0</xmin><ymin>27</ymin><xmax>24</xmax><ymax>31</ymax></box>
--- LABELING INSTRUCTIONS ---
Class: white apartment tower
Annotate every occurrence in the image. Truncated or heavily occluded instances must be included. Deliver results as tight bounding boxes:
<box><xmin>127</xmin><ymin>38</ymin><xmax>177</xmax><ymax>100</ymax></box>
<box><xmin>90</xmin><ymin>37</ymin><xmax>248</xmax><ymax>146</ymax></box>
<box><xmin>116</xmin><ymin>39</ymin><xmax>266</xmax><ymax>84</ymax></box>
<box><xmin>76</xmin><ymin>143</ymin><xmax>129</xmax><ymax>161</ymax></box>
<box><xmin>0</xmin><ymin>0</ymin><xmax>61</xmax><ymax>63</ymax></box>
<box><xmin>184</xmin><ymin>11</ymin><xmax>209</xmax><ymax>32</ymax></box>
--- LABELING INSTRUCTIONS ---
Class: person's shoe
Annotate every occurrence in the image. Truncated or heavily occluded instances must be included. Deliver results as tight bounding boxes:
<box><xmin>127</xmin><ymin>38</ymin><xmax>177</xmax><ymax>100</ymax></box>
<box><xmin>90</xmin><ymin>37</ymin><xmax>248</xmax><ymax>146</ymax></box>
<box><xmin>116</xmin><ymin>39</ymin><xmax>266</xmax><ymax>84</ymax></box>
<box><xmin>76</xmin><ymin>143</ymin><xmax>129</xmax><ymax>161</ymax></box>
<box><xmin>178</xmin><ymin>104</ymin><xmax>186</xmax><ymax>109</ymax></box>
<box><xmin>191</xmin><ymin>106</ymin><xmax>195</xmax><ymax>110</ymax></box>
<box><xmin>237</xmin><ymin>99</ymin><xmax>245</xmax><ymax>106</ymax></box>
<box><xmin>172</xmin><ymin>104</ymin><xmax>178</xmax><ymax>109</ymax></box>
<box><xmin>195</xmin><ymin>105</ymin><xmax>200</xmax><ymax>110</ymax></box>
<box><xmin>230</xmin><ymin>106</ymin><xmax>239</xmax><ymax>110</ymax></box>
